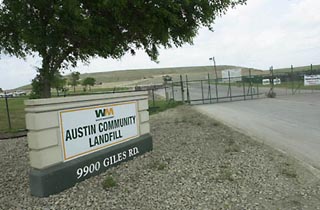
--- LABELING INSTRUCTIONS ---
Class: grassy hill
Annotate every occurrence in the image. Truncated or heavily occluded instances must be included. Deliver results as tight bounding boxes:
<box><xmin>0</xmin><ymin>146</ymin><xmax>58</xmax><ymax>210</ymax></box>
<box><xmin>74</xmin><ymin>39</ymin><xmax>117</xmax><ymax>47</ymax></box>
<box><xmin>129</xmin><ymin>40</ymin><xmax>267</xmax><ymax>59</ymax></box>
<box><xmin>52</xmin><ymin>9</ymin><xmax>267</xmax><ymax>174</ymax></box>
<box><xmin>16</xmin><ymin>64</ymin><xmax>319</xmax><ymax>90</ymax></box>
<box><xmin>273</xmin><ymin>64</ymin><xmax>320</xmax><ymax>73</ymax></box>
<box><xmin>79</xmin><ymin>65</ymin><xmax>245</xmax><ymax>83</ymax></box>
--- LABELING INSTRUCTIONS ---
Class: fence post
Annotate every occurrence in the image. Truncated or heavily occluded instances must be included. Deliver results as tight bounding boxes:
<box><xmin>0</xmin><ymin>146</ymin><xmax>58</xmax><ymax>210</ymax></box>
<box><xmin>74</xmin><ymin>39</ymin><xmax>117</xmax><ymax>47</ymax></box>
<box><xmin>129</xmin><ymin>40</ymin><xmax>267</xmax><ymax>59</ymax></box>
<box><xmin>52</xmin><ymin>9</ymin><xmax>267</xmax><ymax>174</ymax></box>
<box><xmin>212</xmin><ymin>57</ymin><xmax>219</xmax><ymax>103</ymax></box>
<box><xmin>311</xmin><ymin>64</ymin><xmax>314</xmax><ymax>93</ymax></box>
<box><xmin>201</xmin><ymin>80</ymin><xmax>204</xmax><ymax>104</ymax></box>
<box><xmin>180</xmin><ymin>75</ymin><xmax>185</xmax><ymax>103</ymax></box>
<box><xmin>152</xmin><ymin>86</ymin><xmax>155</xmax><ymax>107</ymax></box>
<box><xmin>171</xmin><ymin>82</ymin><xmax>175</xmax><ymax>101</ymax></box>
<box><xmin>242</xmin><ymin>77</ymin><xmax>246</xmax><ymax>100</ymax></box>
<box><xmin>291</xmin><ymin>65</ymin><xmax>294</xmax><ymax>95</ymax></box>
<box><xmin>208</xmin><ymin>73</ymin><xmax>212</xmax><ymax>103</ymax></box>
<box><xmin>164</xmin><ymin>85</ymin><xmax>168</xmax><ymax>101</ymax></box>
<box><xmin>228</xmin><ymin>71</ymin><xmax>232</xmax><ymax>101</ymax></box>
<box><xmin>214</xmin><ymin>78</ymin><xmax>219</xmax><ymax>103</ymax></box>
<box><xmin>268</xmin><ymin>66</ymin><xmax>275</xmax><ymax>97</ymax></box>
<box><xmin>5</xmin><ymin>95</ymin><xmax>12</xmax><ymax>130</ymax></box>
<box><xmin>249</xmin><ymin>69</ymin><xmax>253</xmax><ymax>99</ymax></box>
<box><xmin>286</xmin><ymin>76</ymin><xmax>288</xmax><ymax>95</ymax></box>
<box><xmin>186</xmin><ymin>75</ymin><xmax>190</xmax><ymax>104</ymax></box>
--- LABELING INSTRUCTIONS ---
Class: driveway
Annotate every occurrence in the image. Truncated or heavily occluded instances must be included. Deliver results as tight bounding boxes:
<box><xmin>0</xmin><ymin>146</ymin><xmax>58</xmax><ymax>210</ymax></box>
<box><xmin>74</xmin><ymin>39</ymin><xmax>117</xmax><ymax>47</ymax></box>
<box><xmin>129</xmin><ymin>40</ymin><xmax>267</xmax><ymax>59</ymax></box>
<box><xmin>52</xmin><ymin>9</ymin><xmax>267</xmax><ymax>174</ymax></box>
<box><xmin>194</xmin><ymin>93</ymin><xmax>320</xmax><ymax>172</ymax></box>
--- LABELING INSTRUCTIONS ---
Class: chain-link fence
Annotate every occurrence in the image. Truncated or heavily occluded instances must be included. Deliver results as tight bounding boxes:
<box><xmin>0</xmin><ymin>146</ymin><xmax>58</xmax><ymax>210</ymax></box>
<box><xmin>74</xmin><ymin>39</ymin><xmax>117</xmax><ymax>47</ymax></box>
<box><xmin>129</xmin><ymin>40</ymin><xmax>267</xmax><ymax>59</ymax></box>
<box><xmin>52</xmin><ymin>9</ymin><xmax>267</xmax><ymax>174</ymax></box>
<box><xmin>1</xmin><ymin>66</ymin><xmax>319</xmax><ymax>133</ymax></box>
<box><xmin>157</xmin><ymin>67</ymin><xmax>320</xmax><ymax>105</ymax></box>
<box><xmin>0</xmin><ymin>96</ymin><xmax>26</xmax><ymax>132</ymax></box>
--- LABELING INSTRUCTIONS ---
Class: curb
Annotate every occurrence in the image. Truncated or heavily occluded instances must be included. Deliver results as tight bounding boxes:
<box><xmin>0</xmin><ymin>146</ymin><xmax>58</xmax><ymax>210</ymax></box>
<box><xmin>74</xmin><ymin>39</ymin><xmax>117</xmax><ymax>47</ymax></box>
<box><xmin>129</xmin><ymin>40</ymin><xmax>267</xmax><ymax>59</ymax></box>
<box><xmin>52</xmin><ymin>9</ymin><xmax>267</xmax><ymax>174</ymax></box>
<box><xmin>0</xmin><ymin>130</ymin><xmax>27</xmax><ymax>140</ymax></box>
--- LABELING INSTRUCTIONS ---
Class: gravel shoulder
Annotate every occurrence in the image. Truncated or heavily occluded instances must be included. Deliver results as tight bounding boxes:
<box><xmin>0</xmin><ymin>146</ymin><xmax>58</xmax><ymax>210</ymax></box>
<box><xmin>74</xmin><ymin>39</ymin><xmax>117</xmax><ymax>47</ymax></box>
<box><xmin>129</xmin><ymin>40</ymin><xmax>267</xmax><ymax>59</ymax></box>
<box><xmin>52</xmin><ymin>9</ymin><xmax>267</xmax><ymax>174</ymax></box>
<box><xmin>1</xmin><ymin>106</ymin><xmax>320</xmax><ymax>210</ymax></box>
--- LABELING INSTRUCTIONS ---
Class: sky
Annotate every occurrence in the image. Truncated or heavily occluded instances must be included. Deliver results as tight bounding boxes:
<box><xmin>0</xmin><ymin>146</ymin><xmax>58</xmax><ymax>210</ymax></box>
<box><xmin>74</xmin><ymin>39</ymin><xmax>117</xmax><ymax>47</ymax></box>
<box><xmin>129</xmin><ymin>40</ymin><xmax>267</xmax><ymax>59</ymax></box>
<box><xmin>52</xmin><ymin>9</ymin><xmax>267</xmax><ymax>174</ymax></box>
<box><xmin>0</xmin><ymin>0</ymin><xmax>319</xmax><ymax>90</ymax></box>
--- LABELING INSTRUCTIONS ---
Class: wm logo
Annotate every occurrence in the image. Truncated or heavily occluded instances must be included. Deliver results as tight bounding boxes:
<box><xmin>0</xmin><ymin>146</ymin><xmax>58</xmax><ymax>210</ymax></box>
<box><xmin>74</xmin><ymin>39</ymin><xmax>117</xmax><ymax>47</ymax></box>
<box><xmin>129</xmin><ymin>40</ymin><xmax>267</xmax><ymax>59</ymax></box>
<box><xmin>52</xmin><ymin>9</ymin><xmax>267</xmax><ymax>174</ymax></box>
<box><xmin>95</xmin><ymin>108</ymin><xmax>114</xmax><ymax>118</ymax></box>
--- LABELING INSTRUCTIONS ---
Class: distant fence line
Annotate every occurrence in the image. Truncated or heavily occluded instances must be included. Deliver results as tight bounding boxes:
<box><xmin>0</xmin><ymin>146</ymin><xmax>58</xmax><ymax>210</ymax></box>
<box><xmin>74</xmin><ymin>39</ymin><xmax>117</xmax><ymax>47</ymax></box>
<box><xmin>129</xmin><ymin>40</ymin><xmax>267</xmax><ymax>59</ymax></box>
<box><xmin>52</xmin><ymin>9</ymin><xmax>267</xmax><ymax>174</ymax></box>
<box><xmin>1</xmin><ymin>65</ymin><xmax>320</xmax><ymax>133</ymax></box>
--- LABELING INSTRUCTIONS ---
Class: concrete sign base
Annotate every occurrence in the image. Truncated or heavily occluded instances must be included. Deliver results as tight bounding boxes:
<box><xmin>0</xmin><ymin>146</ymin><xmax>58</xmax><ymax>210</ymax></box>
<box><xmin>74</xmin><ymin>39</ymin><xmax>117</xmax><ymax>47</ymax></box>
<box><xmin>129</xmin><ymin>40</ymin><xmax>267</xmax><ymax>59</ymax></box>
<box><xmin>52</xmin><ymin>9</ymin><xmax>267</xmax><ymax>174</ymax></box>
<box><xmin>30</xmin><ymin>134</ymin><xmax>152</xmax><ymax>197</ymax></box>
<box><xmin>25</xmin><ymin>92</ymin><xmax>152</xmax><ymax>197</ymax></box>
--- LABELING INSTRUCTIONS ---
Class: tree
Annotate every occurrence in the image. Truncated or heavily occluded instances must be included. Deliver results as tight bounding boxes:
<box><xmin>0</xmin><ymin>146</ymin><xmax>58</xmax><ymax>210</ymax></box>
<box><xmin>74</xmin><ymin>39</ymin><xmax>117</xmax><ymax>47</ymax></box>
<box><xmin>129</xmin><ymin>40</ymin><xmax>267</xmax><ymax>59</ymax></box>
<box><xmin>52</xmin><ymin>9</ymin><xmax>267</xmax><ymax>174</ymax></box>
<box><xmin>69</xmin><ymin>71</ymin><xmax>80</xmax><ymax>93</ymax></box>
<box><xmin>29</xmin><ymin>74</ymin><xmax>42</xmax><ymax>99</ymax></box>
<box><xmin>52</xmin><ymin>72</ymin><xmax>67</xmax><ymax>96</ymax></box>
<box><xmin>0</xmin><ymin>0</ymin><xmax>246</xmax><ymax>98</ymax></box>
<box><xmin>82</xmin><ymin>77</ymin><xmax>96</xmax><ymax>91</ymax></box>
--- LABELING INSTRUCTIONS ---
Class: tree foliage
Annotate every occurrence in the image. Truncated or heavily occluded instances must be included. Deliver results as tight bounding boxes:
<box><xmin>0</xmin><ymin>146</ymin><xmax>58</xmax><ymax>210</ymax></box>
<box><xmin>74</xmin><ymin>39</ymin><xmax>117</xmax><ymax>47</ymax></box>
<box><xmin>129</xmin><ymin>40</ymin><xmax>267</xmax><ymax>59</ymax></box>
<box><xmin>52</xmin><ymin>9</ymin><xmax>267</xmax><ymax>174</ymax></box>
<box><xmin>0</xmin><ymin>0</ymin><xmax>246</xmax><ymax>98</ymax></box>
<box><xmin>82</xmin><ymin>77</ymin><xmax>96</xmax><ymax>91</ymax></box>
<box><xmin>69</xmin><ymin>71</ymin><xmax>80</xmax><ymax>92</ymax></box>
<box><xmin>29</xmin><ymin>74</ymin><xmax>42</xmax><ymax>99</ymax></box>
<box><xmin>52</xmin><ymin>72</ymin><xmax>67</xmax><ymax>96</ymax></box>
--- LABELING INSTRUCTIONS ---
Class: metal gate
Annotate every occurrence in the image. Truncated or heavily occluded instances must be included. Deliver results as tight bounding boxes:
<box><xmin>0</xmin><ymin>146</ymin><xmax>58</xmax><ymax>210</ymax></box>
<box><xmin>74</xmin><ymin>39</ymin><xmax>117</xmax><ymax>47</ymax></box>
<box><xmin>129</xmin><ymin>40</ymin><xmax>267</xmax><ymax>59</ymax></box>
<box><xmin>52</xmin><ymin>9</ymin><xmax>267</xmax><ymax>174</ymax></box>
<box><xmin>163</xmin><ymin>68</ymin><xmax>320</xmax><ymax>105</ymax></box>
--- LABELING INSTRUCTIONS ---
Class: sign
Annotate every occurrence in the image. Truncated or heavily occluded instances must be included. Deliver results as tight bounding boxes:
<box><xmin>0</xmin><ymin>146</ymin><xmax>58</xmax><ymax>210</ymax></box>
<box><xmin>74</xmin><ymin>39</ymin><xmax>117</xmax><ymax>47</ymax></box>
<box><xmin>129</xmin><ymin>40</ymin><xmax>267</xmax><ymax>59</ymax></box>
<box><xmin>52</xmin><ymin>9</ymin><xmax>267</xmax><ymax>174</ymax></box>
<box><xmin>59</xmin><ymin>101</ymin><xmax>139</xmax><ymax>161</ymax></box>
<box><xmin>262</xmin><ymin>78</ymin><xmax>281</xmax><ymax>85</ymax></box>
<box><xmin>304</xmin><ymin>75</ymin><xmax>320</xmax><ymax>86</ymax></box>
<box><xmin>273</xmin><ymin>78</ymin><xmax>281</xmax><ymax>85</ymax></box>
<box><xmin>222</xmin><ymin>69</ymin><xmax>242</xmax><ymax>82</ymax></box>
<box><xmin>262</xmin><ymin>79</ymin><xmax>270</xmax><ymax>85</ymax></box>
<box><xmin>76</xmin><ymin>146</ymin><xmax>140</xmax><ymax>179</ymax></box>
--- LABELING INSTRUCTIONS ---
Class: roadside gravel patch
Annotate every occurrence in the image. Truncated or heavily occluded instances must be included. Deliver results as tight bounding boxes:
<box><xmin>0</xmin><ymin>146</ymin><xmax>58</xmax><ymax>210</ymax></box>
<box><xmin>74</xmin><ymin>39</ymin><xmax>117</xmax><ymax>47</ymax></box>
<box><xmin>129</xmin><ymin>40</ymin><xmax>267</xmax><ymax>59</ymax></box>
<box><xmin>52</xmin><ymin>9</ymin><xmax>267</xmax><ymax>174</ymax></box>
<box><xmin>1</xmin><ymin>105</ymin><xmax>320</xmax><ymax>210</ymax></box>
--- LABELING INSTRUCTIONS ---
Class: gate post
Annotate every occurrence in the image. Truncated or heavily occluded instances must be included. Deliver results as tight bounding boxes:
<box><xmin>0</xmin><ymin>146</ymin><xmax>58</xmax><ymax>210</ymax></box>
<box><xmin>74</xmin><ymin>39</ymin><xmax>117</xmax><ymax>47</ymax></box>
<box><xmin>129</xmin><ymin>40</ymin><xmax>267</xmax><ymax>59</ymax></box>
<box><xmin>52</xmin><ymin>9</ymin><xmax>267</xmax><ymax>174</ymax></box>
<box><xmin>291</xmin><ymin>65</ymin><xmax>294</xmax><ymax>95</ymax></box>
<box><xmin>186</xmin><ymin>75</ymin><xmax>190</xmax><ymax>104</ymax></box>
<box><xmin>228</xmin><ymin>71</ymin><xmax>232</xmax><ymax>101</ymax></box>
<box><xmin>242</xmin><ymin>78</ymin><xmax>246</xmax><ymax>100</ymax></box>
<box><xmin>5</xmin><ymin>95</ymin><xmax>12</xmax><ymax>130</ymax></box>
<box><xmin>180</xmin><ymin>75</ymin><xmax>185</xmax><ymax>103</ymax></box>
<box><xmin>208</xmin><ymin>73</ymin><xmax>212</xmax><ymax>103</ymax></box>
<box><xmin>249</xmin><ymin>69</ymin><xmax>253</xmax><ymax>99</ymax></box>
<box><xmin>201</xmin><ymin>80</ymin><xmax>205</xmax><ymax>104</ymax></box>
<box><xmin>164</xmin><ymin>85</ymin><xmax>168</xmax><ymax>101</ymax></box>
<box><xmin>171</xmin><ymin>82</ymin><xmax>175</xmax><ymax>101</ymax></box>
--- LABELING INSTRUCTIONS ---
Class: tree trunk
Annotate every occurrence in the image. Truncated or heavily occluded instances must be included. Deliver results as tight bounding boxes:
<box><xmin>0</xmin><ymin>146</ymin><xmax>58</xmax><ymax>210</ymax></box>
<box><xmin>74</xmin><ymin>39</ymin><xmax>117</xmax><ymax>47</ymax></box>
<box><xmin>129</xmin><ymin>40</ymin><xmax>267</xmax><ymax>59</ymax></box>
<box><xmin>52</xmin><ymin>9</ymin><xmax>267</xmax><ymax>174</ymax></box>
<box><xmin>40</xmin><ymin>72</ymin><xmax>52</xmax><ymax>98</ymax></box>
<box><xmin>39</xmin><ymin>56</ymin><xmax>52</xmax><ymax>98</ymax></box>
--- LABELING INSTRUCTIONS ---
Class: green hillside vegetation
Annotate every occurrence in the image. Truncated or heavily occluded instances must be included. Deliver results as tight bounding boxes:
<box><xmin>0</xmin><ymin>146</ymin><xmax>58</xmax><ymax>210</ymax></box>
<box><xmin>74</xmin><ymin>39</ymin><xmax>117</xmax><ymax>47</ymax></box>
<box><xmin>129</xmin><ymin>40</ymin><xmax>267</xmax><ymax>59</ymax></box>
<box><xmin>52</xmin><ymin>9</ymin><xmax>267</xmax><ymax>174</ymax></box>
<box><xmin>79</xmin><ymin>65</ymin><xmax>244</xmax><ymax>83</ymax></box>
<box><xmin>15</xmin><ymin>64</ymin><xmax>320</xmax><ymax>91</ymax></box>
<box><xmin>272</xmin><ymin>64</ymin><xmax>320</xmax><ymax>73</ymax></box>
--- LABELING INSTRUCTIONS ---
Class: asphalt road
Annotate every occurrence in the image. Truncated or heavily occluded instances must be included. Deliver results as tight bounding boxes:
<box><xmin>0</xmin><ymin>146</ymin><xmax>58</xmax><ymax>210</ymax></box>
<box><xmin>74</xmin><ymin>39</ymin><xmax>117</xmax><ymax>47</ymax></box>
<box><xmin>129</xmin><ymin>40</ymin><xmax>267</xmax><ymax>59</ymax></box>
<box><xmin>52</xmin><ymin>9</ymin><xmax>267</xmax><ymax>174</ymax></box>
<box><xmin>194</xmin><ymin>93</ymin><xmax>320</xmax><ymax>172</ymax></box>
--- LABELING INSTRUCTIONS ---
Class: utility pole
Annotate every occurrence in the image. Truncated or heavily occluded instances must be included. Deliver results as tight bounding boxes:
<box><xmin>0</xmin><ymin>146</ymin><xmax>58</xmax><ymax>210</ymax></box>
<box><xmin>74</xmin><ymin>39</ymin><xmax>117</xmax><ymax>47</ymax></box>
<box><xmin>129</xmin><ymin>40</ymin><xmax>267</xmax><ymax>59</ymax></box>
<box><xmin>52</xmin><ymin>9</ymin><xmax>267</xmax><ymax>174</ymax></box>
<box><xmin>268</xmin><ymin>66</ymin><xmax>275</xmax><ymax>97</ymax></box>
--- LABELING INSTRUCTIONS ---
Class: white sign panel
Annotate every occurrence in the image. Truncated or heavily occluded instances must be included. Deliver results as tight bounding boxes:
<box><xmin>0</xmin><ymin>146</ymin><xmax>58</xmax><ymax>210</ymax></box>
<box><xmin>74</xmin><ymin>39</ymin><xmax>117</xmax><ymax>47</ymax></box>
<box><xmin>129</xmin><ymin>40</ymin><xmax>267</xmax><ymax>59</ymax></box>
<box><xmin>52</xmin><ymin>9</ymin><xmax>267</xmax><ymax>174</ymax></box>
<box><xmin>273</xmin><ymin>78</ymin><xmax>281</xmax><ymax>85</ymax></box>
<box><xmin>262</xmin><ymin>79</ymin><xmax>270</xmax><ymax>85</ymax></box>
<box><xmin>59</xmin><ymin>101</ymin><xmax>139</xmax><ymax>161</ymax></box>
<box><xmin>222</xmin><ymin>69</ymin><xmax>242</xmax><ymax>82</ymax></box>
<box><xmin>304</xmin><ymin>75</ymin><xmax>320</xmax><ymax>86</ymax></box>
<box><xmin>262</xmin><ymin>78</ymin><xmax>281</xmax><ymax>85</ymax></box>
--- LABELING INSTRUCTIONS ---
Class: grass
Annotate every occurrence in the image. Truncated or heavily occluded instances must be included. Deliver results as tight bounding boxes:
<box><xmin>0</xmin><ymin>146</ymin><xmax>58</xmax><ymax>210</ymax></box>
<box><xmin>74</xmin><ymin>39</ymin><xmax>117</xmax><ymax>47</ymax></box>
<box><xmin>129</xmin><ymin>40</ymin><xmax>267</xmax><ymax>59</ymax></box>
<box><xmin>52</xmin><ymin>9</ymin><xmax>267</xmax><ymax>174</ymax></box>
<box><xmin>149</xmin><ymin>160</ymin><xmax>167</xmax><ymax>170</ymax></box>
<box><xmin>280</xmin><ymin>162</ymin><xmax>298</xmax><ymax>178</ymax></box>
<box><xmin>273</xmin><ymin>64</ymin><xmax>320</xmax><ymax>73</ymax></box>
<box><xmin>16</xmin><ymin>65</ymin><xmax>250</xmax><ymax>91</ymax></box>
<box><xmin>217</xmin><ymin>169</ymin><xmax>235</xmax><ymax>182</ymax></box>
<box><xmin>0</xmin><ymin>97</ymin><xmax>26</xmax><ymax>132</ymax></box>
<box><xmin>273</xmin><ymin>81</ymin><xmax>320</xmax><ymax>90</ymax></box>
<box><xmin>51</xmin><ymin>86</ymin><xmax>130</xmax><ymax>97</ymax></box>
<box><xmin>281</xmin><ymin>167</ymin><xmax>297</xmax><ymax>178</ymax></box>
<box><xmin>148</xmin><ymin>100</ymin><xmax>183</xmax><ymax>115</ymax></box>
<box><xmin>225</xmin><ymin>144</ymin><xmax>241</xmax><ymax>153</ymax></box>
<box><xmin>102</xmin><ymin>175</ymin><xmax>117</xmax><ymax>189</ymax></box>
<box><xmin>209</xmin><ymin>80</ymin><xmax>320</xmax><ymax>92</ymax></box>
<box><xmin>78</xmin><ymin>65</ymin><xmax>243</xmax><ymax>84</ymax></box>
<box><xmin>0</xmin><ymin>97</ymin><xmax>182</xmax><ymax>133</ymax></box>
